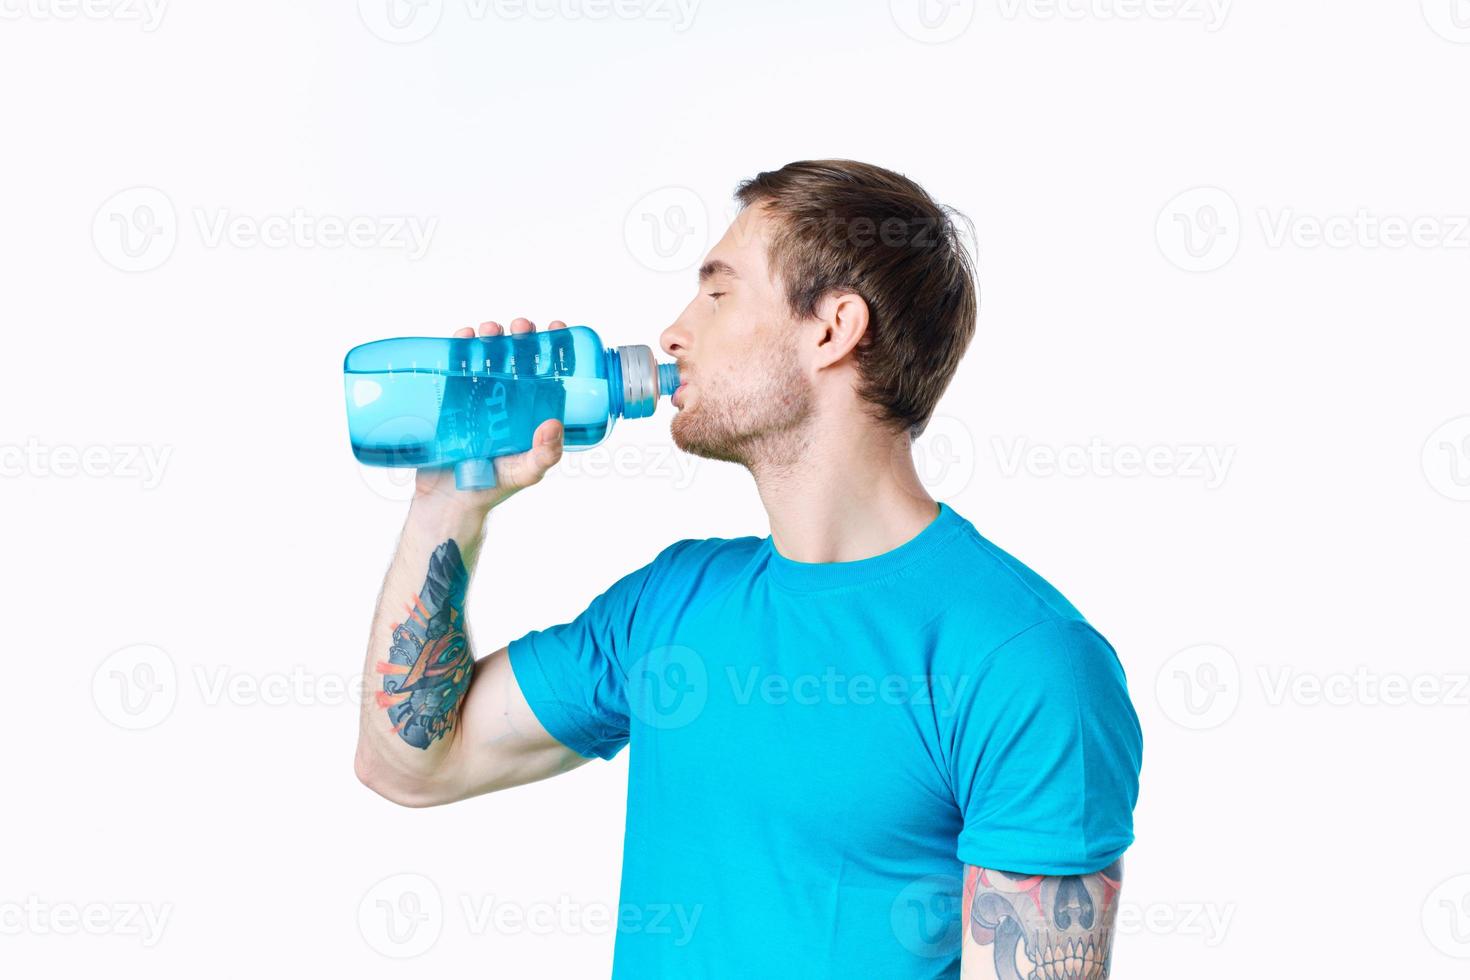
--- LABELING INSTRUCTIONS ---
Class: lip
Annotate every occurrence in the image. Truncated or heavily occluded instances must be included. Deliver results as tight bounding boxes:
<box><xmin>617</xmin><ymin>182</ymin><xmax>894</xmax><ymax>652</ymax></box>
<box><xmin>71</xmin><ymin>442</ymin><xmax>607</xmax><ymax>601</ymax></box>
<box><xmin>671</xmin><ymin>383</ymin><xmax>688</xmax><ymax>408</ymax></box>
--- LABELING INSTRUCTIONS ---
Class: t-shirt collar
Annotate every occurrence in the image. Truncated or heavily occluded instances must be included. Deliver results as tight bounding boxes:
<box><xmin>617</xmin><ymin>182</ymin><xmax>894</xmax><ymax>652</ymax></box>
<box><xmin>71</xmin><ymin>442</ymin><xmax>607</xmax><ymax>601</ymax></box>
<box><xmin>762</xmin><ymin>501</ymin><xmax>965</xmax><ymax>592</ymax></box>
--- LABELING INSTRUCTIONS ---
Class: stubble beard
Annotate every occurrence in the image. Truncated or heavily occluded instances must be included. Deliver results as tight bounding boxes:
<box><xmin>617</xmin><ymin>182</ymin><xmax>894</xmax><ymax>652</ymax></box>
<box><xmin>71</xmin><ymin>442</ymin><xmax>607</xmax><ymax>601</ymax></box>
<box><xmin>670</xmin><ymin>338</ymin><xmax>814</xmax><ymax>471</ymax></box>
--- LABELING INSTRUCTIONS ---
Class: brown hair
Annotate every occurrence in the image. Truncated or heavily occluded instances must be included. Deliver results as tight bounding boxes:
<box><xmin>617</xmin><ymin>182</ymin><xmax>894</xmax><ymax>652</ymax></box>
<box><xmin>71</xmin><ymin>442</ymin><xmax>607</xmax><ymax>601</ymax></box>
<box><xmin>734</xmin><ymin>159</ymin><xmax>978</xmax><ymax>439</ymax></box>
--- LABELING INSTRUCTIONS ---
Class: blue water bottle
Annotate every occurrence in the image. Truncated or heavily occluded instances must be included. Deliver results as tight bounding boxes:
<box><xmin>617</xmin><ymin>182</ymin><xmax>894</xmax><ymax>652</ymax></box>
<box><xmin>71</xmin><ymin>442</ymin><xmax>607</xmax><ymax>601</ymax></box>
<box><xmin>344</xmin><ymin>326</ymin><xmax>680</xmax><ymax>490</ymax></box>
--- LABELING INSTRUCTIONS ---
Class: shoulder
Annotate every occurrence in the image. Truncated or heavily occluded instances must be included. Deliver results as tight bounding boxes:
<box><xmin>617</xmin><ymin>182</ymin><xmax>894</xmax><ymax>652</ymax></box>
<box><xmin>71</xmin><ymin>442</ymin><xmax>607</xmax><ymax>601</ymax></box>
<box><xmin>643</xmin><ymin>533</ymin><xmax>766</xmax><ymax>591</ymax></box>
<box><xmin>926</xmin><ymin>512</ymin><xmax>1126</xmax><ymax>685</ymax></box>
<box><xmin>931</xmin><ymin>515</ymin><xmax>1097</xmax><ymax>644</ymax></box>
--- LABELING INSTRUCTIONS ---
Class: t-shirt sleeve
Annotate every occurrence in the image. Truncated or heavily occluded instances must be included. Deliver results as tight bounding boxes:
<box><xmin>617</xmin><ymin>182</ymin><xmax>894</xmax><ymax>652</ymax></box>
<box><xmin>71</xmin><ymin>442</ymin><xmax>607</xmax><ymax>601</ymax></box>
<box><xmin>506</xmin><ymin>541</ymin><xmax>685</xmax><ymax>761</ymax></box>
<box><xmin>949</xmin><ymin>617</ymin><xmax>1143</xmax><ymax>876</ymax></box>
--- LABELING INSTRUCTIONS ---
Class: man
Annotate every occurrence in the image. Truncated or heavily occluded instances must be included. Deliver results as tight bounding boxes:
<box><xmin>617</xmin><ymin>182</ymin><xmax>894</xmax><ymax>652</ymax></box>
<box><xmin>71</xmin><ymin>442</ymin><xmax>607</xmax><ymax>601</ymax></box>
<box><xmin>354</xmin><ymin>160</ymin><xmax>1143</xmax><ymax>979</ymax></box>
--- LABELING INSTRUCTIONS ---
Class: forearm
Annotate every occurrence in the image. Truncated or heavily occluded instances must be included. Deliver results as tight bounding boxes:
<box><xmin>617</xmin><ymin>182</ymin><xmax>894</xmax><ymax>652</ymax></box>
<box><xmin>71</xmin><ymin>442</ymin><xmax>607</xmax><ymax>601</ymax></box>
<box><xmin>354</xmin><ymin>494</ymin><xmax>491</xmax><ymax>801</ymax></box>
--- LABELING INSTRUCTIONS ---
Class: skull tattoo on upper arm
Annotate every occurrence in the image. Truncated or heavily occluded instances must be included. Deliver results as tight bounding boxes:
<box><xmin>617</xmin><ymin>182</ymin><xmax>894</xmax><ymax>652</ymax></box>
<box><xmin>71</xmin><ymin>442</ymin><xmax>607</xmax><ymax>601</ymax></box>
<box><xmin>962</xmin><ymin>859</ymin><xmax>1123</xmax><ymax>980</ymax></box>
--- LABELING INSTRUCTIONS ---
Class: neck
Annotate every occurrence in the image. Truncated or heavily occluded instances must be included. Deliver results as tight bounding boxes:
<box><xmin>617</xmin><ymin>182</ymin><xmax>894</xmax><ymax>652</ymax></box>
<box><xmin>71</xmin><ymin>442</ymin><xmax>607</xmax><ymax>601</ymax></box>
<box><xmin>747</xmin><ymin>413</ymin><xmax>939</xmax><ymax>564</ymax></box>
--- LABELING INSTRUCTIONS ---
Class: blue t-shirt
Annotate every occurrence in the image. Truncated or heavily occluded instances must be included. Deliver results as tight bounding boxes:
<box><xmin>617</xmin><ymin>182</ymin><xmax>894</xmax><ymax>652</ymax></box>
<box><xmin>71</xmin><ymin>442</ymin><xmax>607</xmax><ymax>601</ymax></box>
<box><xmin>507</xmin><ymin>502</ymin><xmax>1142</xmax><ymax>979</ymax></box>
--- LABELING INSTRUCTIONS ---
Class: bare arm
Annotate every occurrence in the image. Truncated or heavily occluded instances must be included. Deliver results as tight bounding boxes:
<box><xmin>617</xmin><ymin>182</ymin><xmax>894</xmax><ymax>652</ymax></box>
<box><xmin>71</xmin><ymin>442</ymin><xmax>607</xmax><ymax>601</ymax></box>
<box><xmin>353</xmin><ymin>318</ymin><xmax>587</xmax><ymax>807</ymax></box>
<box><xmin>959</xmin><ymin>860</ymin><xmax>1123</xmax><ymax>980</ymax></box>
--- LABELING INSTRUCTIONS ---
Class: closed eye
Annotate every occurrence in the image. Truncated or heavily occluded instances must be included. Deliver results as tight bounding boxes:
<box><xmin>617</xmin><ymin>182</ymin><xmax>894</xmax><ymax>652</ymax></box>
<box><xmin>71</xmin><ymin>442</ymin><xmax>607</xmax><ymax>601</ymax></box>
<box><xmin>707</xmin><ymin>292</ymin><xmax>725</xmax><ymax>301</ymax></box>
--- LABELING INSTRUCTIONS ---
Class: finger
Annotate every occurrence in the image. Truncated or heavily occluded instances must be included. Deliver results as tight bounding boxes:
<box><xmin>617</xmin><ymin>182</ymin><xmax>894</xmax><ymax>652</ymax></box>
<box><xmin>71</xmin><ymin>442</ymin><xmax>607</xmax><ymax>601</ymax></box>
<box><xmin>547</xmin><ymin>319</ymin><xmax>567</xmax><ymax>331</ymax></box>
<box><xmin>509</xmin><ymin>317</ymin><xmax>534</xmax><ymax>334</ymax></box>
<box><xmin>478</xmin><ymin>321</ymin><xmax>503</xmax><ymax>336</ymax></box>
<box><xmin>452</xmin><ymin>327</ymin><xmax>474</xmax><ymax>338</ymax></box>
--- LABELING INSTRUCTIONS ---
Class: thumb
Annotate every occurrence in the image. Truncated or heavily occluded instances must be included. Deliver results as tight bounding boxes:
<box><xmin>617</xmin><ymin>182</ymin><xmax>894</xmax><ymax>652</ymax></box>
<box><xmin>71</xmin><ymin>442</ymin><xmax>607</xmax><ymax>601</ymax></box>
<box><xmin>493</xmin><ymin>418</ymin><xmax>564</xmax><ymax>490</ymax></box>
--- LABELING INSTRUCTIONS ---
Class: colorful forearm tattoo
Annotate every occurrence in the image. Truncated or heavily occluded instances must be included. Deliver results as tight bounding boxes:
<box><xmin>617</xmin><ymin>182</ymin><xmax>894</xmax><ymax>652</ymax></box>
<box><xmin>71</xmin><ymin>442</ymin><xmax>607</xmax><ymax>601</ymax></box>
<box><xmin>963</xmin><ymin>859</ymin><xmax>1122</xmax><ymax>980</ymax></box>
<box><xmin>375</xmin><ymin>539</ymin><xmax>473</xmax><ymax>750</ymax></box>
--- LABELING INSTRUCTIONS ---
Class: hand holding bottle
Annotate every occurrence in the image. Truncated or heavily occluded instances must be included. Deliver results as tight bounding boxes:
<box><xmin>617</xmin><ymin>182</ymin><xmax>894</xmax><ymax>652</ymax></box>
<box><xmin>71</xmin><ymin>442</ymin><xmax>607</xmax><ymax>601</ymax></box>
<box><xmin>412</xmin><ymin>318</ymin><xmax>567</xmax><ymax>513</ymax></box>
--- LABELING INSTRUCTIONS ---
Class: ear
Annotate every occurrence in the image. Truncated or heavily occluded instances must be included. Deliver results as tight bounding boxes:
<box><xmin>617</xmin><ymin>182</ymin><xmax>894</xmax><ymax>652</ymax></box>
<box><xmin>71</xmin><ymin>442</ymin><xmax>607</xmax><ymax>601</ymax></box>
<box><xmin>812</xmin><ymin>290</ymin><xmax>870</xmax><ymax>370</ymax></box>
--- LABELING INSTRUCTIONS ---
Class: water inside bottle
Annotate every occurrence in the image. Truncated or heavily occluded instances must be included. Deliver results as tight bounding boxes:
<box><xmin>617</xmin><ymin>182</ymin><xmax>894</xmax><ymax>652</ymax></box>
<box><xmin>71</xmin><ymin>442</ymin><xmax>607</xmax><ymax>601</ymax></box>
<box><xmin>346</xmin><ymin>369</ymin><xmax>612</xmax><ymax>467</ymax></box>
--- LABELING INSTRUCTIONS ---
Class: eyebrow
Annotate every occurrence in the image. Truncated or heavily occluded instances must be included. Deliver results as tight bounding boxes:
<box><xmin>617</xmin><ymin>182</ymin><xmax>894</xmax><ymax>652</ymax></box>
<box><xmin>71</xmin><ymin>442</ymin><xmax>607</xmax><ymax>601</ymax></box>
<box><xmin>698</xmin><ymin>259</ymin><xmax>739</xmax><ymax>283</ymax></box>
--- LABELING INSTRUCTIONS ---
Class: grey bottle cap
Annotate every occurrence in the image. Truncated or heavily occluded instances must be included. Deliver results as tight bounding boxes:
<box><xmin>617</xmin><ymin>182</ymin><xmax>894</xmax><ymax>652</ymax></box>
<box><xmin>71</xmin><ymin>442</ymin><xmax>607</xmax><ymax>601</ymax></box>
<box><xmin>618</xmin><ymin>344</ymin><xmax>660</xmax><ymax>419</ymax></box>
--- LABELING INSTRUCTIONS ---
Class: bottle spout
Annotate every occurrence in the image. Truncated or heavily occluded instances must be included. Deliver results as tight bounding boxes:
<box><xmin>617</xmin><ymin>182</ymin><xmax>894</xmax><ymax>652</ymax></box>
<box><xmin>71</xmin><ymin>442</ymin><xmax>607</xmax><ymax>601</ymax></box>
<box><xmin>454</xmin><ymin>458</ymin><xmax>497</xmax><ymax>491</ymax></box>
<box><xmin>613</xmin><ymin>344</ymin><xmax>676</xmax><ymax>420</ymax></box>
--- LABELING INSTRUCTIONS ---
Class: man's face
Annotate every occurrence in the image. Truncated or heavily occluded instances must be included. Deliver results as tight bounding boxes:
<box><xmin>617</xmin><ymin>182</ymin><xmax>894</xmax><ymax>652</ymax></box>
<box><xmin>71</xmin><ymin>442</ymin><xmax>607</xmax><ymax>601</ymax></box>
<box><xmin>659</xmin><ymin>206</ymin><xmax>815</xmax><ymax>466</ymax></box>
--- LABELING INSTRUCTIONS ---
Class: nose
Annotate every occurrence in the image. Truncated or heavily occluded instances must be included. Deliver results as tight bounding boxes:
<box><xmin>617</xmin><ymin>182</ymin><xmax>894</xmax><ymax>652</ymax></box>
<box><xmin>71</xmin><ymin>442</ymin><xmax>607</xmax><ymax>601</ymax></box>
<box><xmin>659</xmin><ymin>318</ymin><xmax>688</xmax><ymax>361</ymax></box>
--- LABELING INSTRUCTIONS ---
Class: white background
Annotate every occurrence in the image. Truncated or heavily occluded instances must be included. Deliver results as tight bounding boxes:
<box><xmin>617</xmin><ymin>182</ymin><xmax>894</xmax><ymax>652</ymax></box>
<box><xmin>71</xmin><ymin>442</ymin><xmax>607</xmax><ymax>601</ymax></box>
<box><xmin>2</xmin><ymin>0</ymin><xmax>1468</xmax><ymax>976</ymax></box>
